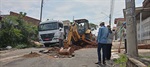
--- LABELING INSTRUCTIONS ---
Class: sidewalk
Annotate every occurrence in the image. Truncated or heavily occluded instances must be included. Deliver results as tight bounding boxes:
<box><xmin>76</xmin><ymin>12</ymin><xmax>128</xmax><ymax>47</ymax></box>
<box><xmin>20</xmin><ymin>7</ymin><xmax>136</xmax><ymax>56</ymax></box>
<box><xmin>112</xmin><ymin>41</ymin><xmax>150</xmax><ymax>66</ymax></box>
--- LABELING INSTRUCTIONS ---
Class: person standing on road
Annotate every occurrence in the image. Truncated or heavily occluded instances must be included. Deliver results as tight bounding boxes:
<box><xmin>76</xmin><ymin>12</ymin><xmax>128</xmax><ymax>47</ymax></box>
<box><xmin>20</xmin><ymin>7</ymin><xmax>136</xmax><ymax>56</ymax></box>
<box><xmin>106</xmin><ymin>25</ymin><xmax>114</xmax><ymax>60</ymax></box>
<box><xmin>59</xmin><ymin>28</ymin><xmax>64</xmax><ymax>47</ymax></box>
<box><xmin>95</xmin><ymin>22</ymin><xmax>109</xmax><ymax>65</ymax></box>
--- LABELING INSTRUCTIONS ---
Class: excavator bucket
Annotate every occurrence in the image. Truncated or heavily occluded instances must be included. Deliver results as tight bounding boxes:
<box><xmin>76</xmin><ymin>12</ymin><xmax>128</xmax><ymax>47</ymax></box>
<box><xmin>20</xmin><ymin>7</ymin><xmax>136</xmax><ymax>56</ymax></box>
<box><xmin>59</xmin><ymin>47</ymin><xmax>72</xmax><ymax>55</ymax></box>
<box><xmin>59</xmin><ymin>40</ymin><xmax>73</xmax><ymax>55</ymax></box>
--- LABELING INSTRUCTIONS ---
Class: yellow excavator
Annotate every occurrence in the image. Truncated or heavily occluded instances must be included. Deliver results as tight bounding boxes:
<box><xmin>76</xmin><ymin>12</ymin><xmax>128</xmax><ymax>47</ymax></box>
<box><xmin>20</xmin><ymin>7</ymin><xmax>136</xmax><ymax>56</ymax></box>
<box><xmin>59</xmin><ymin>19</ymin><xmax>96</xmax><ymax>55</ymax></box>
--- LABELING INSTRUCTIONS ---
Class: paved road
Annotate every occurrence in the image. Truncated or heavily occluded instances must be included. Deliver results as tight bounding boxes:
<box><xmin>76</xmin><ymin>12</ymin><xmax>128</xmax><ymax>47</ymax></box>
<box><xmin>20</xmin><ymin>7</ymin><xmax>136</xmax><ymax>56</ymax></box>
<box><xmin>0</xmin><ymin>48</ymin><xmax>45</xmax><ymax>58</ymax></box>
<box><xmin>0</xmin><ymin>48</ymin><xmax>118</xmax><ymax>67</ymax></box>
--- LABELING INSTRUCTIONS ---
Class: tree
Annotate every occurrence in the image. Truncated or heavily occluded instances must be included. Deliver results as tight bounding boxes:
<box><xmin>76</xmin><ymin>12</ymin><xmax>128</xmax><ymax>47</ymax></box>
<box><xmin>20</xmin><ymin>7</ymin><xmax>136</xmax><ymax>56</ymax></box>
<box><xmin>0</xmin><ymin>12</ymin><xmax>38</xmax><ymax>48</ymax></box>
<box><xmin>89</xmin><ymin>23</ymin><xmax>98</xmax><ymax>30</ymax></box>
<box><xmin>0</xmin><ymin>16</ymin><xmax>23</xmax><ymax>47</ymax></box>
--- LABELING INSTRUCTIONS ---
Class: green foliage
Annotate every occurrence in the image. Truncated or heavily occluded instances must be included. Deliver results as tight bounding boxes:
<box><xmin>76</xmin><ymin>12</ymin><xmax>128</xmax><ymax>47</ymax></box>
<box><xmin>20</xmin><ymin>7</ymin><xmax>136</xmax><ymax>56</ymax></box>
<box><xmin>89</xmin><ymin>23</ymin><xmax>98</xmax><ymax>30</ymax></box>
<box><xmin>15</xmin><ymin>44</ymin><xmax>28</xmax><ymax>49</ymax></box>
<box><xmin>114</xmin><ymin>54</ymin><xmax>127</xmax><ymax>67</ymax></box>
<box><xmin>0</xmin><ymin>12</ymin><xmax>38</xmax><ymax>48</ymax></box>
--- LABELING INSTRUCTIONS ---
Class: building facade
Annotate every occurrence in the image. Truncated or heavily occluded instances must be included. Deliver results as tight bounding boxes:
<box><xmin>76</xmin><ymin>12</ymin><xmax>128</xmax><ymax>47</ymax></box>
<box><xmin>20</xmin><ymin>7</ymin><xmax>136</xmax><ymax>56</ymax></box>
<box><xmin>123</xmin><ymin>0</ymin><xmax>150</xmax><ymax>45</ymax></box>
<box><xmin>0</xmin><ymin>11</ymin><xmax>40</xmax><ymax>26</ymax></box>
<box><xmin>136</xmin><ymin>0</ymin><xmax>150</xmax><ymax>44</ymax></box>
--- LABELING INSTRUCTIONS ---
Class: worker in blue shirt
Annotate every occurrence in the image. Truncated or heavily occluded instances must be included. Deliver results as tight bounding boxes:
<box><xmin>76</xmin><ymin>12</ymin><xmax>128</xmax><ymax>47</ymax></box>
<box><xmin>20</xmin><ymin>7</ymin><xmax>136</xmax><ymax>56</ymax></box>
<box><xmin>95</xmin><ymin>22</ymin><xmax>109</xmax><ymax>65</ymax></box>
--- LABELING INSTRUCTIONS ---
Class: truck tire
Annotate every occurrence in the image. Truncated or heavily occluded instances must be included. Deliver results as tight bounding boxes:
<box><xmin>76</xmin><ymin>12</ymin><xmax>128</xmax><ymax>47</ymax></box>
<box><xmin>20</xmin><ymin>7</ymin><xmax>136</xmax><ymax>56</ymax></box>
<box><xmin>44</xmin><ymin>43</ymin><xmax>49</xmax><ymax>47</ymax></box>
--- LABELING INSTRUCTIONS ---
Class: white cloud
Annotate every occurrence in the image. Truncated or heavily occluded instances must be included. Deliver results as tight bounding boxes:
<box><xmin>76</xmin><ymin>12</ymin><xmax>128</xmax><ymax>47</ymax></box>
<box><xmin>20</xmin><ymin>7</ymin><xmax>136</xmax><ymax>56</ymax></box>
<box><xmin>1</xmin><ymin>0</ymin><xmax>41</xmax><ymax>19</ymax></box>
<box><xmin>0</xmin><ymin>0</ymin><xmax>143</xmax><ymax>27</ymax></box>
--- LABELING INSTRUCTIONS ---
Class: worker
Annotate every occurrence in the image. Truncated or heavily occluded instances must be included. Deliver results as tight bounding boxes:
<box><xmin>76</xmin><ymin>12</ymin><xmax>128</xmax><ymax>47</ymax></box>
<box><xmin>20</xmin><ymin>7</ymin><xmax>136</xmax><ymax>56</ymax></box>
<box><xmin>106</xmin><ymin>25</ymin><xmax>114</xmax><ymax>60</ymax></box>
<box><xmin>95</xmin><ymin>22</ymin><xmax>109</xmax><ymax>65</ymax></box>
<box><xmin>59</xmin><ymin>27</ymin><xmax>64</xmax><ymax>47</ymax></box>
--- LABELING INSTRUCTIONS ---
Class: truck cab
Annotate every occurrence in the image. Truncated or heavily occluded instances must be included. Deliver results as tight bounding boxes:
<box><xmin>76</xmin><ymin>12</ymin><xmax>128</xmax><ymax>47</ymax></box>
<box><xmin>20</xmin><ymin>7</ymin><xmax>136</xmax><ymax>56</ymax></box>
<box><xmin>38</xmin><ymin>20</ymin><xmax>64</xmax><ymax>47</ymax></box>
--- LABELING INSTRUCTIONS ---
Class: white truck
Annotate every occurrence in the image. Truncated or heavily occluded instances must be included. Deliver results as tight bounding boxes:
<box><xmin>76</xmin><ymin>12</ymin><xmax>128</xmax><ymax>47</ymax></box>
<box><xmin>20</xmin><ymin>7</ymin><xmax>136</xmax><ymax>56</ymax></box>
<box><xmin>38</xmin><ymin>20</ymin><xmax>64</xmax><ymax>47</ymax></box>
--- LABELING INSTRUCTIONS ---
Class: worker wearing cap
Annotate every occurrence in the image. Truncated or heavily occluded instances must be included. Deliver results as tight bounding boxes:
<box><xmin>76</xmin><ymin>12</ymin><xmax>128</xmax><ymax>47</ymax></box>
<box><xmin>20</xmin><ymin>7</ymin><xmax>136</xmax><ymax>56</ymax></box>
<box><xmin>95</xmin><ymin>22</ymin><xmax>109</xmax><ymax>65</ymax></box>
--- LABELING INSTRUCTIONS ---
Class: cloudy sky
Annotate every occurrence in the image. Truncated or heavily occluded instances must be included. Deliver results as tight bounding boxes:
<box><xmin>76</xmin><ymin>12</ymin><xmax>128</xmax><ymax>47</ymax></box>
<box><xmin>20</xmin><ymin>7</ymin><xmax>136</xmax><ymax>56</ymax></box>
<box><xmin>0</xmin><ymin>0</ymin><xmax>144</xmax><ymax>27</ymax></box>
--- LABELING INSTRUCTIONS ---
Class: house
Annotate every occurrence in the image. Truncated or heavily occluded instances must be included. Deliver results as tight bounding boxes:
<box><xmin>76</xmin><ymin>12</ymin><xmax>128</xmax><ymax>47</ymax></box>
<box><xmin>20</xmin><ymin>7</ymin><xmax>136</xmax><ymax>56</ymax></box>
<box><xmin>123</xmin><ymin>0</ymin><xmax>150</xmax><ymax>46</ymax></box>
<box><xmin>135</xmin><ymin>0</ymin><xmax>150</xmax><ymax>45</ymax></box>
<box><xmin>0</xmin><ymin>11</ymin><xmax>40</xmax><ymax>26</ymax></box>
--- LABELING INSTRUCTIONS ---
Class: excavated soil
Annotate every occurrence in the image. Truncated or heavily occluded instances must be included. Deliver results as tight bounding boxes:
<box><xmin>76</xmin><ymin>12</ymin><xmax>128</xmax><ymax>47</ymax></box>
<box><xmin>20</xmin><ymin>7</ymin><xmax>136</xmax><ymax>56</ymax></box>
<box><xmin>23</xmin><ymin>52</ymin><xmax>41</xmax><ymax>58</ymax></box>
<box><xmin>39</xmin><ymin>44</ymin><xmax>97</xmax><ymax>58</ymax></box>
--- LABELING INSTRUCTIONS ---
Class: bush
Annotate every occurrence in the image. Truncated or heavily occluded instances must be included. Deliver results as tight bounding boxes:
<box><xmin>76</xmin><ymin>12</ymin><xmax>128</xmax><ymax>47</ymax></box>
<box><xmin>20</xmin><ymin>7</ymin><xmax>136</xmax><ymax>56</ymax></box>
<box><xmin>114</xmin><ymin>54</ymin><xmax>127</xmax><ymax>67</ymax></box>
<box><xmin>0</xmin><ymin>12</ymin><xmax>38</xmax><ymax>48</ymax></box>
<box><xmin>15</xmin><ymin>44</ymin><xmax>28</xmax><ymax>49</ymax></box>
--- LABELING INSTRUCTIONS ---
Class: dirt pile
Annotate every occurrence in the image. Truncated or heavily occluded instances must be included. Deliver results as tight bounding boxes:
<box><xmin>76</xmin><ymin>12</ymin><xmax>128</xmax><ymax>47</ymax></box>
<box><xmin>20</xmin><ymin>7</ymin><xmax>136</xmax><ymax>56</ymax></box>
<box><xmin>39</xmin><ymin>44</ymin><xmax>97</xmax><ymax>58</ymax></box>
<box><xmin>40</xmin><ymin>47</ymin><xmax>72</xmax><ymax>58</ymax></box>
<box><xmin>23</xmin><ymin>52</ymin><xmax>41</xmax><ymax>58</ymax></box>
<box><xmin>85</xmin><ymin>44</ymin><xmax>97</xmax><ymax>48</ymax></box>
<box><xmin>71</xmin><ymin>44</ymin><xmax>97</xmax><ymax>51</ymax></box>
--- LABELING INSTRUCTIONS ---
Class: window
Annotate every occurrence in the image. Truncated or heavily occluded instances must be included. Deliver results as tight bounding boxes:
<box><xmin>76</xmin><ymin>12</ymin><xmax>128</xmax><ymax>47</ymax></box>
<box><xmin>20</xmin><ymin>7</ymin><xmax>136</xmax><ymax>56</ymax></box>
<box><xmin>58</xmin><ymin>23</ymin><xmax>63</xmax><ymax>28</ymax></box>
<box><xmin>39</xmin><ymin>22</ymin><xmax>58</xmax><ymax>31</ymax></box>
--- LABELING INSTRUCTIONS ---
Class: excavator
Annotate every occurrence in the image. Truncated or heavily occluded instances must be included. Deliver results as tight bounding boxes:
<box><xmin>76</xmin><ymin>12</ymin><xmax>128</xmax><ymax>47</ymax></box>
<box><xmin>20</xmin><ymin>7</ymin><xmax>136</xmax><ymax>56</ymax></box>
<box><xmin>59</xmin><ymin>19</ymin><xmax>96</xmax><ymax>55</ymax></box>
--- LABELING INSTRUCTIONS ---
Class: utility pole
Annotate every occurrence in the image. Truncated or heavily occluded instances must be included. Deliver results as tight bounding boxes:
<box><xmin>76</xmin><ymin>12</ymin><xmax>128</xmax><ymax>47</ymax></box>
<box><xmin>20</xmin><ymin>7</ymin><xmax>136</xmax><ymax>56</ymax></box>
<box><xmin>40</xmin><ymin>0</ymin><xmax>44</xmax><ymax>22</ymax></box>
<box><xmin>73</xmin><ymin>16</ymin><xmax>74</xmax><ymax>23</ymax></box>
<box><xmin>125</xmin><ymin>0</ymin><xmax>138</xmax><ymax>57</ymax></box>
<box><xmin>0</xmin><ymin>11</ymin><xmax>1</xmax><ymax>16</ymax></box>
<box><xmin>109</xmin><ymin>0</ymin><xmax>114</xmax><ymax>27</ymax></box>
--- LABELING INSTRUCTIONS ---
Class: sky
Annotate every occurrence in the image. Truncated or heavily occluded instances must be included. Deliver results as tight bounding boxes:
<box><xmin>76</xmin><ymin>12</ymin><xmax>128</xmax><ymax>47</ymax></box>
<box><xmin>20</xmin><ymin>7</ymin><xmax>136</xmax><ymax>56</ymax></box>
<box><xmin>0</xmin><ymin>0</ymin><xmax>144</xmax><ymax>27</ymax></box>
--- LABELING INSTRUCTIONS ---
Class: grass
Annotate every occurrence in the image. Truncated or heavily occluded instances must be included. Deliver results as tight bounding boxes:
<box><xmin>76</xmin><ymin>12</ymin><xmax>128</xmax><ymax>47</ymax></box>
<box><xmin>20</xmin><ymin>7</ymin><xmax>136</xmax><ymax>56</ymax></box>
<box><xmin>15</xmin><ymin>44</ymin><xmax>28</xmax><ymax>49</ymax></box>
<box><xmin>114</xmin><ymin>54</ymin><xmax>127</xmax><ymax>67</ymax></box>
<box><xmin>15</xmin><ymin>43</ymin><xmax>37</xmax><ymax>49</ymax></box>
<box><xmin>139</xmin><ymin>55</ymin><xmax>150</xmax><ymax>67</ymax></box>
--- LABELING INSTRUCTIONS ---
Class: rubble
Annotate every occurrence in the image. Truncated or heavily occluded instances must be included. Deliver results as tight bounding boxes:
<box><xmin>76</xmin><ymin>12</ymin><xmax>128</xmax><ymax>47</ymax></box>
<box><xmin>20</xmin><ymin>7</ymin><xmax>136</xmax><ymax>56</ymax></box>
<box><xmin>39</xmin><ymin>47</ymin><xmax>73</xmax><ymax>58</ymax></box>
<box><xmin>84</xmin><ymin>44</ymin><xmax>97</xmax><ymax>48</ymax></box>
<box><xmin>39</xmin><ymin>44</ymin><xmax>97</xmax><ymax>58</ymax></box>
<box><xmin>23</xmin><ymin>52</ymin><xmax>41</xmax><ymax>58</ymax></box>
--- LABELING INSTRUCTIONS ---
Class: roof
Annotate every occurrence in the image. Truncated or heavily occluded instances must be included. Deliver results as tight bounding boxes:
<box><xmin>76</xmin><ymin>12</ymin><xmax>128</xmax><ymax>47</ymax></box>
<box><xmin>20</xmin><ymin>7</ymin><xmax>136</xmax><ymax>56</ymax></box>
<box><xmin>143</xmin><ymin>0</ymin><xmax>150</xmax><ymax>7</ymax></box>
<box><xmin>10</xmin><ymin>11</ymin><xmax>40</xmax><ymax>22</ymax></box>
<box><xmin>135</xmin><ymin>7</ymin><xmax>150</xmax><ymax>20</ymax></box>
<box><xmin>74</xmin><ymin>19</ymin><xmax>89</xmax><ymax>24</ymax></box>
<box><xmin>123</xmin><ymin>0</ymin><xmax>150</xmax><ymax>20</ymax></box>
<box><xmin>114</xmin><ymin>18</ymin><xmax>125</xmax><ymax>24</ymax></box>
<box><xmin>123</xmin><ymin>7</ymin><xmax>150</xmax><ymax>20</ymax></box>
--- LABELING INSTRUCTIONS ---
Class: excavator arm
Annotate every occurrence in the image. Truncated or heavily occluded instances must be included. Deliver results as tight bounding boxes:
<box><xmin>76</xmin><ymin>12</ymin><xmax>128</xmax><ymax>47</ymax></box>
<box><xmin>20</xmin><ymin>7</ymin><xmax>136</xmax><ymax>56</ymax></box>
<box><xmin>64</xmin><ymin>23</ymin><xmax>81</xmax><ymax>47</ymax></box>
<box><xmin>59</xmin><ymin>19</ymin><xmax>96</xmax><ymax>55</ymax></box>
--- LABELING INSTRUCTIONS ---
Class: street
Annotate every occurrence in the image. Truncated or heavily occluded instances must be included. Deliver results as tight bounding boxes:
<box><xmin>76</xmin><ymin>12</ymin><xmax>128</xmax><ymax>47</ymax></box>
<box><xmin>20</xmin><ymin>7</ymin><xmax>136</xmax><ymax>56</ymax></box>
<box><xmin>0</xmin><ymin>48</ymin><xmax>119</xmax><ymax>67</ymax></box>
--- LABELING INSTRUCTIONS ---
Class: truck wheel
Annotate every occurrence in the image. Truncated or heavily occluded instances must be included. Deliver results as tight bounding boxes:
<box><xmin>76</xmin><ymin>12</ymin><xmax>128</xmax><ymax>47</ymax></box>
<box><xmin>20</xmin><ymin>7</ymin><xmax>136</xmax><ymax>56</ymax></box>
<box><xmin>59</xmin><ymin>39</ymin><xmax>64</xmax><ymax>47</ymax></box>
<box><xmin>44</xmin><ymin>43</ymin><xmax>49</xmax><ymax>47</ymax></box>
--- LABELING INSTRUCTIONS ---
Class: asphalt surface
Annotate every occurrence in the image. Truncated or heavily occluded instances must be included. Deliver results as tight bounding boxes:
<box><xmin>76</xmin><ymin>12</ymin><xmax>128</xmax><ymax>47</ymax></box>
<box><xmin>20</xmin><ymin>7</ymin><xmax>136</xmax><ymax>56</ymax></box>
<box><xmin>0</xmin><ymin>48</ymin><xmax>117</xmax><ymax>67</ymax></box>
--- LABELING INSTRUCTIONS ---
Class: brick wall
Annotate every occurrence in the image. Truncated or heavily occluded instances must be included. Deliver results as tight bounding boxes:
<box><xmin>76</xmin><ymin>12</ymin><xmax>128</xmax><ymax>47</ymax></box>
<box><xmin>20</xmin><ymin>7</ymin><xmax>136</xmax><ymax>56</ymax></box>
<box><xmin>10</xmin><ymin>11</ymin><xmax>40</xmax><ymax>26</ymax></box>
